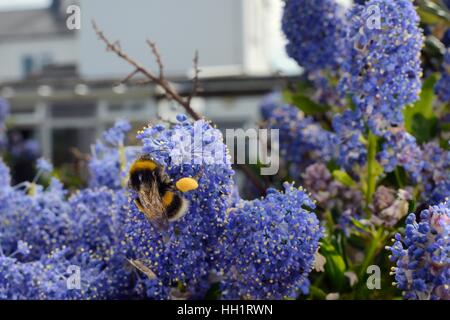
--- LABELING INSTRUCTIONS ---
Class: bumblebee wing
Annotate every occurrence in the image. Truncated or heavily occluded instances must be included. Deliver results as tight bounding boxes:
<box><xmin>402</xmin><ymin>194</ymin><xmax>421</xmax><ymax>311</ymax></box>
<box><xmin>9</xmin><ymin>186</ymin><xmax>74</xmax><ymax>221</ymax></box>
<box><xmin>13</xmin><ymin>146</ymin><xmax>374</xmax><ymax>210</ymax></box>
<box><xmin>134</xmin><ymin>195</ymin><xmax>169</xmax><ymax>231</ymax></box>
<box><xmin>127</xmin><ymin>259</ymin><xmax>157</xmax><ymax>280</ymax></box>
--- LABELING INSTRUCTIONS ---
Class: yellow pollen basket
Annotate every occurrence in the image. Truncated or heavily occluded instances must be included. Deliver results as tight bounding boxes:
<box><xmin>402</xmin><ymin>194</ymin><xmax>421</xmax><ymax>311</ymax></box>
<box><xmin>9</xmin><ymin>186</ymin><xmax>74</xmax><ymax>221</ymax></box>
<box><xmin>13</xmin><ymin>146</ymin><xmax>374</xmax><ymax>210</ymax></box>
<box><xmin>175</xmin><ymin>177</ymin><xmax>199</xmax><ymax>193</ymax></box>
<box><xmin>162</xmin><ymin>191</ymin><xmax>174</xmax><ymax>207</ymax></box>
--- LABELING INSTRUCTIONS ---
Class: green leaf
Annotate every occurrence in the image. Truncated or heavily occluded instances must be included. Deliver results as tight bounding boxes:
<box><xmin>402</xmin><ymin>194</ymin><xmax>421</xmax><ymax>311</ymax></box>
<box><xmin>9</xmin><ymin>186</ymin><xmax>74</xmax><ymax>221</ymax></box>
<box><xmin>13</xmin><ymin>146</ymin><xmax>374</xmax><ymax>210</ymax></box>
<box><xmin>308</xmin><ymin>286</ymin><xmax>327</xmax><ymax>300</ymax></box>
<box><xmin>403</xmin><ymin>74</ymin><xmax>439</xmax><ymax>144</ymax></box>
<box><xmin>351</xmin><ymin>218</ymin><xmax>368</xmax><ymax>231</ymax></box>
<box><xmin>291</xmin><ymin>94</ymin><xmax>329</xmax><ymax>115</ymax></box>
<box><xmin>365</xmin><ymin>132</ymin><xmax>382</xmax><ymax>208</ymax></box>
<box><xmin>332</xmin><ymin>170</ymin><xmax>356</xmax><ymax>187</ymax></box>
<box><xmin>204</xmin><ymin>282</ymin><xmax>221</xmax><ymax>300</ymax></box>
<box><xmin>417</xmin><ymin>0</ymin><xmax>450</xmax><ymax>26</ymax></box>
<box><xmin>411</xmin><ymin>114</ymin><xmax>438</xmax><ymax>143</ymax></box>
<box><xmin>320</xmin><ymin>240</ymin><xmax>347</xmax><ymax>289</ymax></box>
<box><xmin>441</xmin><ymin>122</ymin><xmax>450</xmax><ymax>132</ymax></box>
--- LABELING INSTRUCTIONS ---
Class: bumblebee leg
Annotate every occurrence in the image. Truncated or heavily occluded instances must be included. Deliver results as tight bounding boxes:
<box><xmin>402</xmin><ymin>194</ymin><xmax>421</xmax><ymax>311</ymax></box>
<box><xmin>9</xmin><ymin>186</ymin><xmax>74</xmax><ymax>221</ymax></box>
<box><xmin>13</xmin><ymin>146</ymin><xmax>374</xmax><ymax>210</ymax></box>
<box><xmin>134</xmin><ymin>198</ymin><xmax>146</xmax><ymax>213</ymax></box>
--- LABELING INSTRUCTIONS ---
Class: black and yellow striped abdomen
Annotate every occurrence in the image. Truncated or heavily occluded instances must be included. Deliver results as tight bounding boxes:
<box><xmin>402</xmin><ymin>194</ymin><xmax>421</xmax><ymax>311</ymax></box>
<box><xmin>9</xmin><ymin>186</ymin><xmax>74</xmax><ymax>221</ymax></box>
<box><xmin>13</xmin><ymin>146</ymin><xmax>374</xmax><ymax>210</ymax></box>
<box><xmin>129</xmin><ymin>156</ymin><xmax>189</xmax><ymax>228</ymax></box>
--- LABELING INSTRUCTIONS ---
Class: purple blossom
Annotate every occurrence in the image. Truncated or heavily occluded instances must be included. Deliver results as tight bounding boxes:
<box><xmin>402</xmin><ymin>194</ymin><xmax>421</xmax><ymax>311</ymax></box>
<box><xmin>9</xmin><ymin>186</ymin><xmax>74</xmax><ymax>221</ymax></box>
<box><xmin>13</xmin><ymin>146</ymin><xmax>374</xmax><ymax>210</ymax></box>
<box><xmin>340</xmin><ymin>0</ymin><xmax>424</xmax><ymax>130</ymax></box>
<box><xmin>377</xmin><ymin>129</ymin><xmax>424</xmax><ymax>181</ymax></box>
<box><xmin>36</xmin><ymin>158</ymin><xmax>53</xmax><ymax>174</ymax></box>
<box><xmin>220</xmin><ymin>183</ymin><xmax>322</xmax><ymax>299</ymax></box>
<box><xmin>89</xmin><ymin>120</ymin><xmax>139</xmax><ymax>190</ymax></box>
<box><xmin>282</xmin><ymin>0</ymin><xmax>347</xmax><ymax>73</ymax></box>
<box><xmin>435</xmin><ymin>49</ymin><xmax>450</xmax><ymax>102</ymax></box>
<box><xmin>102</xmin><ymin>120</ymin><xmax>132</xmax><ymax>147</ymax></box>
<box><xmin>332</xmin><ymin>110</ymin><xmax>367</xmax><ymax>170</ymax></box>
<box><xmin>122</xmin><ymin>117</ymin><xmax>235</xmax><ymax>299</ymax></box>
<box><xmin>387</xmin><ymin>202</ymin><xmax>450</xmax><ymax>300</ymax></box>
<box><xmin>261</xmin><ymin>100</ymin><xmax>337</xmax><ymax>178</ymax></box>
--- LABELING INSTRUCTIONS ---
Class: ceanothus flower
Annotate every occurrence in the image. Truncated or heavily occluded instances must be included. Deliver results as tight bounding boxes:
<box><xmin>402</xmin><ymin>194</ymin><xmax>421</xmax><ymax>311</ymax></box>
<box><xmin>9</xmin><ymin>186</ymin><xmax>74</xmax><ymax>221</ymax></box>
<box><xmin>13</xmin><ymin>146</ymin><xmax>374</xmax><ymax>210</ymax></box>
<box><xmin>0</xmin><ymin>180</ymin><xmax>76</xmax><ymax>260</ymax></box>
<box><xmin>261</xmin><ymin>100</ymin><xmax>337</xmax><ymax>178</ymax></box>
<box><xmin>220</xmin><ymin>183</ymin><xmax>322</xmax><ymax>299</ymax></box>
<box><xmin>0</xmin><ymin>99</ymin><xmax>8</xmax><ymax>124</ymax></box>
<box><xmin>340</xmin><ymin>0</ymin><xmax>424</xmax><ymax>131</ymax></box>
<box><xmin>0</xmin><ymin>247</ymin><xmax>134</xmax><ymax>300</ymax></box>
<box><xmin>0</xmin><ymin>254</ymin><xmax>63</xmax><ymax>299</ymax></box>
<box><xmin>377</xmin><ymin>129</ymin><xmax>424</xmax><ymax>181</ymax></box>
<box><xmin>89</xmin><ymin>120</ymin><xmax>138</xmax><ymax>190</ymax></box>
<box><xmin>122</xmin><ymin>116</ymin><xmax>235</xmax><ymax>299</ymax></box>
<box><xmin>435</xmin><ymin>49</ymin><xmax>450</xmax><ymax>102</ymax></box>
<box><xmin>0</xmin><ymin>168</ymin><xmax>135</xmax><ymax>298</ymax></box>
<box><xmin>282</xmin><ymin>0</ymin><xmax>348</xmax><ymax>105</ymax></box>
<box><xmin>0</xmin><ymin>98</ymin><xmax>9</xmax><ymax>149</ymax></box>
<box><xmin>0</xmin><ymin>158</ymin><xmax>10</xmax><ymax>191</ymax></box>
<box><xmin>282</xmin><ymin>0</ymin><xmax>347</xmax><ymax>73</ymax></box>
<box><xmin>102</xmin><ymin>120</ymin><xmax>131</xmax><ymax>147</ymax></box>
<box><xmin>387</xmin><ymin>202</ymin><xmax>450</xmax><ymax>300</ymax></box>
<box><xmin>68</xmin><ymin>187</ymin><xmax>123</xmax><ymax>259</ymax></box>
<box><xmin>421</xmin><ymin>143</ymin><xmax>450</xmax><ymax>205</ymax></box>
<box><xmin>332</xmin><ymin>109</ymin><xmax>367</xmax><ymax>170</ymax></box>
<box><xmin>302</xmin><ymin>163</ymin><xmax>363</xmax><ymax>215</ymax></box>
<box><xmin>36</xmin><ymin>157</ymin><xmax>53</xmax><ymax>174</ymax></box>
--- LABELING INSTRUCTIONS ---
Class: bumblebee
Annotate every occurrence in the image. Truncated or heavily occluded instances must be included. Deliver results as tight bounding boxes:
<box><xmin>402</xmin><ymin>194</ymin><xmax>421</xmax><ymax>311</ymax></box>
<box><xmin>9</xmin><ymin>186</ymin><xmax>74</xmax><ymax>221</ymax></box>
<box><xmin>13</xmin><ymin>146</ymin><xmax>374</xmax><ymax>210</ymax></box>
<box><xmin>128</xmin><ymin>155</ymin><xmax>198</xmax><ymax>231</ymax></box>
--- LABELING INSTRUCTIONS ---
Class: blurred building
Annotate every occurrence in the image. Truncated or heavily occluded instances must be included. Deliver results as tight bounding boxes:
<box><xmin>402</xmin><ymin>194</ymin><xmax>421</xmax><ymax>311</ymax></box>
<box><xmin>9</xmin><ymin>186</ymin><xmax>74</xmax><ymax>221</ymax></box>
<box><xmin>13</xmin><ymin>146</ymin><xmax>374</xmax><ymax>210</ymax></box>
<box><xmin>0</xmin><ymin>0</ymin><xmax>300</xmax><ymax>165</ymax></box>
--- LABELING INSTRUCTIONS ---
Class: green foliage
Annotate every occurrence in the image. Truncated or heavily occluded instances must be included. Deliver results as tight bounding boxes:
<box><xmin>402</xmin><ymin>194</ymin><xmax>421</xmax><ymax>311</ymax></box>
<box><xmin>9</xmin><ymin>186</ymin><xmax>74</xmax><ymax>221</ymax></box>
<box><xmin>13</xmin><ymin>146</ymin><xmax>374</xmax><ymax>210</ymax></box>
<box><xmin>332</xmin><ymin>170</ymin><xmax>356</xmax><ymax>188</ymax></box>
<box><xmin>320</xmin><ymin>239</ymin><xmax>347</xmax><ymax>290</ymax></box>
<box><xmin>403</xmin><ymin>74</ymin><xmax>439</xmax><ymax>144</ymax></box>
<box><xmin>417</xmin><ymin>0</ymin><xmax>450</xmax><ymax>26</ymax></box>
<box><xmin>284</xmin><ymin>89</ymin><xmax>330</xmax><ymax>115</ymax></box>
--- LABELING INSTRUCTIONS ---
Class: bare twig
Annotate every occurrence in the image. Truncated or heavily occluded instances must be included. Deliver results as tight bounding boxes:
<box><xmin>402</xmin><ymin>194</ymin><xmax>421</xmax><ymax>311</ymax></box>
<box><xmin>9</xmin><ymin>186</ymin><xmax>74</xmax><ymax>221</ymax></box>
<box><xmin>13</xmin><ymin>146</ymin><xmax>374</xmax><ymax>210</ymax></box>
<box><xmin>187</xmin><ymin>50</ymin><xmax>200</xmax><ymax>106</ymax></box>
<box><xmin>146</xmin><ymin>40</ymin><xmax>164</xmax><ymax>79</ymax></box>
<box><xmin>92</xmin><ymin>20</ymin><xmax>267</xmax><ymax>195</ymax></box>
<box><xmin>92</xmin><ymin>20</ymin><xmax>199</xmax><ymax>120</ymax></box>
<box><xmin>120</xmin><ymin>69</ymin><xmax>139</xmax><ymax>84</ymax></box>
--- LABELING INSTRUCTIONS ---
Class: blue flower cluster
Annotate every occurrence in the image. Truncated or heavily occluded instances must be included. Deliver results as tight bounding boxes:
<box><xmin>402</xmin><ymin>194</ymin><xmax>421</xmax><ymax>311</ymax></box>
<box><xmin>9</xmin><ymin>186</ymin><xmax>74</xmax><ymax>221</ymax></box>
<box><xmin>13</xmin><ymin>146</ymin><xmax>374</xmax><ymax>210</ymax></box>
<box><xmin>340</xmin><ymin>0</ymin><xmax>424</xmax><ymax>130</ymax></box>
<box><xmin>0</xmin><ymin>115</ymin><xmax>324</xmax><ymax>300</ymax></box>
<box><xmin>282</xmin><ymin>0</ymin><xmax>346</xmax><ymax>73</ymax></box>
<box><xmin>221</xmin><ymin>183</ymin><xmax>322</xmax><ymax>299</ymax></box>
<box><xmin>0</xmin><ymin>166</ymin><xmax>134</xmax><ymax>299</ymax></box>
<box><xmin>282</xmin><ymin>0</ymin><xmax>348</xmax><ymax>106</ymax></box>
<box><xmin>377</xmin><ymin>129</ymin><xmax>424</xmax><ymax>181</ymax></box>
<box><xmin>0</xmin><ymin>121</ymin><xmax>143</xmax><ymax>299</ymax></box>
<box><xmin>124</xmin><ymin>116</ymin><xmax>321</xmax><ymax>299</ymax></box>
<box><xmin>421</xmin><ymin>143</ymin><xmax>450</xmax><ymax>204</ymax></box>
<box><xmin>89</xmin><ymin>120</ymin><xmax>138</xmax><ymax>190</ymax></box>
<box><xmin>121</xmin><ymin>117</ymin><xmax>236</xmax><ymax>299</ymax></box>
<box><xmin>0</xmin><ymin>98</ymin><xmax>9</xmax><ymax>149</ymax></box>
<box><xmin>387</xmin><ymin>202</ymin><xmax>450</xmax><ymax>300</ymax></box>
<box><xmin>435</xmin><ymin>49</ymin><xmax>450</xmax><ymax>102</ymax></box>
<box><xmin>332</xmin><ymin>110</ymin><xmax>367</xmax><ymax>171</ymax></box>
<box><xmin>376</xmin><ymin>129</ymin><xmax>450</xmax><ymax>204</ymax></box>
<box><xmin>261</xmin><ymin>96</ymin><xmax>337</xmax><ymax>178</ymax></box>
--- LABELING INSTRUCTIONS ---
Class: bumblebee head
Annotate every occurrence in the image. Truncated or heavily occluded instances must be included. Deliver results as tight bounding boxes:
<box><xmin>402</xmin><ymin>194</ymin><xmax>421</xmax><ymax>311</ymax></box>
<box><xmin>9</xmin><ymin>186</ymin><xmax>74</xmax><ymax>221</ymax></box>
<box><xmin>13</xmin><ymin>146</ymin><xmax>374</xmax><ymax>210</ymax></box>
<box><xmin>128</xmin><ymin>156</ymin><xmax>161</xmax><ymax>191</ymax></box>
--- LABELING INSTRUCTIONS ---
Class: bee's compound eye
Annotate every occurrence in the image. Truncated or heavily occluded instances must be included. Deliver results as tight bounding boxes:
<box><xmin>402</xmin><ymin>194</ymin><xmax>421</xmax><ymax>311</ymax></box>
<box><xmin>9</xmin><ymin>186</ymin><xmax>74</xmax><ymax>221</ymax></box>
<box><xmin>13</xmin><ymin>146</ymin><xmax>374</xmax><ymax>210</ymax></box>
<box><xmin>175</xmin><ymin>177</ymin><xmax>199</xmax><ymax>193</ymax></box>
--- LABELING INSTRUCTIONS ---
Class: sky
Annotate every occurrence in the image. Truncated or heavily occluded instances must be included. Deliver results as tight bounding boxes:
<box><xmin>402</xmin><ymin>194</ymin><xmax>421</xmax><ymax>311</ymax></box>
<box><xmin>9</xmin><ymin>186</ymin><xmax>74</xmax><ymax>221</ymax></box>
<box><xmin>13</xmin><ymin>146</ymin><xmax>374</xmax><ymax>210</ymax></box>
<box><xmin>0</xmin><ymin>0</ymin><xmax>50</xmax><ymax>11</ymax></box>
<box><xmin>0</xmin><ymin>0</ymin><xmax>353</xmax><ymax>11</ymax></box>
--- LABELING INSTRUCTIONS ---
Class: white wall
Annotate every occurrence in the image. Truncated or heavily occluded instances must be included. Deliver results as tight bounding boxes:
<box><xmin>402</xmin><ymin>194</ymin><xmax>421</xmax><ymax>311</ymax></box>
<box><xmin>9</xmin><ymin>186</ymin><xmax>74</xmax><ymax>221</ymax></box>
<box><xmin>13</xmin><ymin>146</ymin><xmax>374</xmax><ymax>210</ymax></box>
<box><xmin>0</xmin><ymin>36</ymin><xmax>78</xmax><ymax>81</ymax></box>
<box><xmin>79</xmin><ymin>0</ymin><xmax>245</xmax><ymax>79</ymax></box>
<box><xmin>0</xmin><ymin>0</ymin><xmax>297</xmax><ymax>82</ymax></box>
